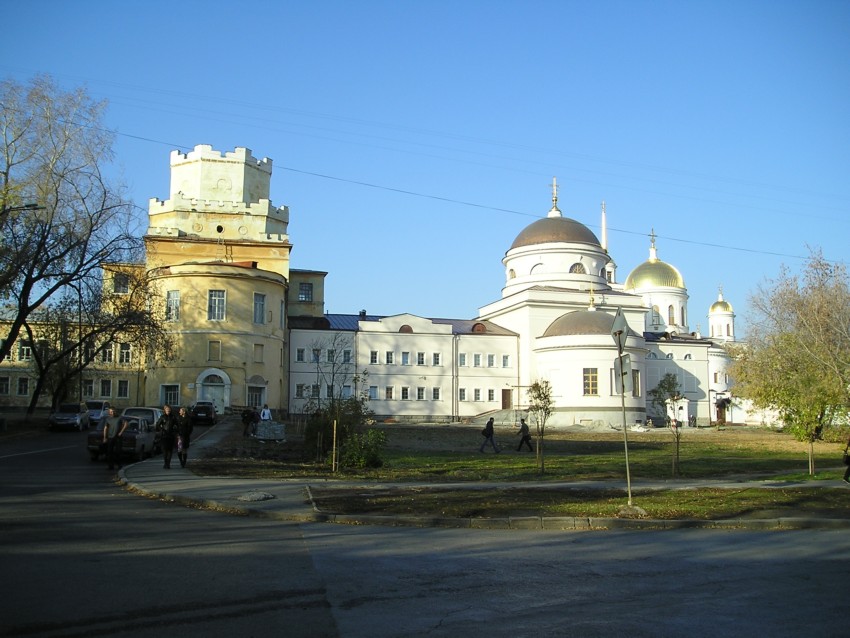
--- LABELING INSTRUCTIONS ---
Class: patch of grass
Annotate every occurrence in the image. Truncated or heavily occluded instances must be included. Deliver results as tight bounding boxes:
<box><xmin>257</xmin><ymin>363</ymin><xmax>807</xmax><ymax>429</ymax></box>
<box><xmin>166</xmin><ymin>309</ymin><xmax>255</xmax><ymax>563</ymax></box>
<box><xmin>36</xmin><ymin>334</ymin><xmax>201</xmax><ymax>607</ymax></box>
<box><xmin>308</xmin><ymin>485</ymin><xmax>850</xmax><ymax>520</ymax></box>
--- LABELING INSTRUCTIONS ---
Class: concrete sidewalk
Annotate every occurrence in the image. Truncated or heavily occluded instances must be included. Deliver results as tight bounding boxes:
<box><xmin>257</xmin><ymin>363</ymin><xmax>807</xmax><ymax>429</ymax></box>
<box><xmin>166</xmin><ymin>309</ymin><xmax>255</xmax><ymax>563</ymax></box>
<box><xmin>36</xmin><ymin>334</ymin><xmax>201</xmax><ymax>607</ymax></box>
<box><xmin>119</xmin><ymin>420</ymin><xmax>850</xmax><ymax>531</ymax></box>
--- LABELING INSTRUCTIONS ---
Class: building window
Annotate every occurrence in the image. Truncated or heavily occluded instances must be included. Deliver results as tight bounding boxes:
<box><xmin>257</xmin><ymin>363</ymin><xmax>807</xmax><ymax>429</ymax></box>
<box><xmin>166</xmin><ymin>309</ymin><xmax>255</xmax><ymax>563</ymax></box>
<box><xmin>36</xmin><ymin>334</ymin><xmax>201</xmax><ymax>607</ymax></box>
<box><xmin>668</xmin><ymin>305</ymin><xmax>675</xmax><ymax>325</ymax></box>
<box><xmin>311</xmin><ymin>384</ymin><xmax>320</xmax><ymax>398</ymax></box>
<box><xmin>569</xmin><ymin>263</ymin><xmax>586</xmax><ymax>274</ymax></box>
<box><xmin>370</xmin><ymin>351</ymin><xmax>378</xmax><ymax>364</ymax></box>
<box><xmin>342</xmin><ymin>385</ymin><xmax>352</xmax><ymax>399</ymax></box>
<box><xmin>247</xmin><ymin>386</ymin><xmax>264</xmax><ymax>408</ymax></box>
<box><xmin>17</xmin><ymin>377</ymin><xmax>29</xmax><ymax>396</ymax></box>
<box><xmin>326</xmin><ymin>384</ymin><xmax>334</xmax><ymax>398</ymax></box>
<box><xmin>295</xmin><ymin>384</ymin><xmax>306</xmax><ymax>399</ymax></box>
<box><xmin>385</xmin><ymin>386</ymin><xmax>394</xmax><ymax>400</ymax></box>
<box><xmin>502</xmin><ymin>354</ymin><xmax>510</xmax><ymax>367</ymax></box>
<box><xmin>368</xmin><ymin>386</ymin><xmax>378</xmax><ymax>400</ymax></box>
<box><xmin>162</xmin><ymin>384</ymin><xmax>179</xmax><ymax>405</ymax></box>
<box><xmin>459</xmin><ymin>388</ymin><xmax>466</xmax><ymax>401</ymax></box>
<box><xmin>113</xmin><ymin>273</ymin><xmax>129</xmax><ymax>294</ymax></box>
<box><xmin>487</xmin><ymin>354</ymin><xmax>495</xmax><ymax>367</ymax></box>
<box><xmin>583</xmin><ymin>368</ymin><xmax>598</xmax><ymax>396</ymax></box>
<box><xmin>83</xmin><ymin>379</ymin><xmax>94</xmax><ymax>397</ymax></box>
<box><xmin>432</xmin><ymin>387</ymin><xmax>441</xmax><ymax>400</ymax></box>
<box><xmin>208</xmin><ymin>290</ymin><xmax>226</xmax><ymax>321</ymax></box>
<box><xmin>459</xmin><ymin>353</ymin><xmax>467</xmax><ymax>367</ymax></box>
<box><xmin>166</xmin><ymin>290</ymin><xmax>180</xmax><ymax>322</ymax></box>
<box><xmin>280</xmin><ymin>300</ymin><xmax>286</xmax><ymax>329</ymax></box>
<box><xmin>253</xmin><ymin>293</ymin><xmax>266</xmax><ymax>324</ymax></box>
<box><xmin>651</xmin><ymin>306</ymin><xmax>662</xmax><ymax>325</ymax></box>
<box><xmin>385</xmin><ymin>351</ymin><xmax>394</xmax><ymax>365</ymax></box>
<box><xmin>474</xmin><ymin>389</ymin><xmax>481</xmax><ymax>401</ymax></box>
<box><xmin>0</xmin><ymin>376</ymin><xmax>8</xmax><ymax>395</ymax></box>
<box><xmin>100</xmin><ymin>343</ymin><xmax>114</xmax><ymax>363</ymax></box>
<box><xmin>473</xmin><ymin>354</ymin><xmax>481</xmax><ymax>367</ymax></box>
<box><xmin>417</xmin><ymin>387</ymin><xmax>425</xmax><ymax>400</ymax></box>
<box><xmin>343</xmin><ymin>349</ymin><xmax>352</xmax><ymax>364</ymax></box>
<box><xmin>118</xmin><ymin>343</ymin><xmax>132</xmax><ymax>365</ymax></box>
<box><xmin>681</xmin><ymin>307</ymin><xmax>687</xmax><ymax>326</ymax></box>
<box><xmin>298</xmin><ymin>283</ymin><xmax>313</xmax><ymax>302</ymax></box>
<box><xmin>432</xmin><ymin>352</ymin><xmax>441</xmax><ymax>366</ymax></box>
<box><xmin>402</xmin><ymin>351</ymin><xmax>410</xmax><ymax>366</ymax></box>
<box><xmin>208</xmin><ymin>340</ymin><xmax>222</xmax><ymax>361</ymax></box>
<box><xmin>117</xmin><ymin>380</ymin><xmax>129</xmax><ymax>399</ymax></box>
<box><xmin>684</xmin><ymin>353</ymin><xmax>692</xmax><ymax>360</ymax></box>
<box><xmin>488</xmin><ymin>389</ymin><xmax>495</xmax><ymax>401</ymax></box>
<box><xmin>100</xmin><ymin>379</ymin><xmax>112</xmax><ymax>397</ymax></box>
<box><xmin>401</xmin><ymin>387</ymin><xmax>410</xmax><ymax>400</ymax></box>
<box><xmin>417</xmin><ymin>352</ymin><xmax>425</xmax><ymax>365</ymax></box>
<box><xmin>296</xmin><ymin>348</ymin><xmax>305</xmax><ymax>362</ymax></box>
<box><xmin>253</xmin><ymin>344</ymin><xmax>264</xmax><ymax>363</ymax></box>
<box><xmin>18</xmin><ymin>342</ymin><xmax>33</xmax><ymax>361</ymax></box>
<box><xmin>326</xmin><ymin>349</ymin><xmax>335</xmax><ymax>363</ymax></box>
<box><xmin>311</xmin><ymin>349</ymin><xmax>320</xmax><ymax>363</ymax></box>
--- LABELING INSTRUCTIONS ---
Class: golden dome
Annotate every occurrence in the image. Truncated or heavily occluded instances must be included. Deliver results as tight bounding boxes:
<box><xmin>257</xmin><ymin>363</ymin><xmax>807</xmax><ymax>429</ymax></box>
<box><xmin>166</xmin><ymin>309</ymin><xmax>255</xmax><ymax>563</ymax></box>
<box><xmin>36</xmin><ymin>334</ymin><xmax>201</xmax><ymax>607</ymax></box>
<box><xmin>624</xmin><ymin>258</ymin><xmax>685</xmax><ymax>290</ymax></box>
<box><xmin>709</xmin><ymin>290</ymin><xmax>733</xmax><ymax>313</ymax></box>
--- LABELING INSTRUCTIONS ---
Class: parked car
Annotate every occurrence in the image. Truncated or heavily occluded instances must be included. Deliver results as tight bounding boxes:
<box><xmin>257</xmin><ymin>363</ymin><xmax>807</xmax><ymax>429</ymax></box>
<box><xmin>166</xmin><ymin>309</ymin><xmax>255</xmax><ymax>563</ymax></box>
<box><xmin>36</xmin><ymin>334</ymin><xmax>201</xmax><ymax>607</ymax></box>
<box><xmin>86</xmin><ymin>400</ymin><xmax>111</xmax><ymax>427</ymax></box>
<box><xmin>190</xmin><ymin>401</ymin><xmax>217</xmax><ymax>425</ymax></box>
<box><xmin>48</xmin><ymin>402</ymin><xmax>90</xmax><ymax>431</ymax></box>
<box><xmin>87</xmin><ymin>416</ymin><xmax>155</xmax><ymax>462</ymax></box>
<box><xmin>121</xmin><ymin>407</ymin><xmax>164</xmax><ymax>452</ymax></box>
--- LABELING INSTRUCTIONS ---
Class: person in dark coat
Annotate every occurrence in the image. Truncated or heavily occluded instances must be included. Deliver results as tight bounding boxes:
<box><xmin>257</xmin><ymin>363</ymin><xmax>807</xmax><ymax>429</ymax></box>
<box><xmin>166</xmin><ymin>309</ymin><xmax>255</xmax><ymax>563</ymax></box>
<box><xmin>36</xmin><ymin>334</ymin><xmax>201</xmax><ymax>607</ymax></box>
<box><xmin>155</xmin><ymin>405</ymin><xmax>179</xmax><ymax>469</ymax></box>
<box><xmin>176</xmin><ymin>406</ymin><xmax>194</xmax><ymax>468</ymax></box>
<box><xmin>479</xmin><ymin>417</ymin><xmax>500</xmax><ymax>453</ymax></box>
<box><xmin>516</xmin><ymin>418</ymin><xmax>533</xmax><ymax>452</ymax></box>
<box><xmin>103</xmin><ymin>407</ymin><xmax>128</xmax><ymax>470</ymax></box>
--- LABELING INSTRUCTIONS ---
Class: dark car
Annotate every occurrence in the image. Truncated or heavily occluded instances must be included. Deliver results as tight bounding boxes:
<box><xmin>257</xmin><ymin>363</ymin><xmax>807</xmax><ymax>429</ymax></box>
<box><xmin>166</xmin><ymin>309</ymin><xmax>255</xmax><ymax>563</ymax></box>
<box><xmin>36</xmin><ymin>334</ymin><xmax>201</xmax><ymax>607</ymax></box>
<box><xmin>87</xmin><ymin>416</ymin><xmax>156</xmax><ymax>462</ymax></box>
<box><xmin>48</xmin><ymin>402</ymin><xmax>90</xmax><ymax>431</ymax></box>
<box><xmin>190</xmin><ymin>401</ymin><xmax>217</xmax><ymax>425</ymax></box>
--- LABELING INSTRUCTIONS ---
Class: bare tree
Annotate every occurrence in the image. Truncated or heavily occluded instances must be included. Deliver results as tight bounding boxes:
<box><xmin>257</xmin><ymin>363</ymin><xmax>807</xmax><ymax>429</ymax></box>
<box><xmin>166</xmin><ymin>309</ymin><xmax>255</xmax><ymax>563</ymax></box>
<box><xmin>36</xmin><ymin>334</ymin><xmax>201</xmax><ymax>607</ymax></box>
<box><xmin>527</xmin><ymin>379</ymin><xmax>553</xmax><ymax>474</ymax></box>
<box><xmin>21</xmin><ymin>267</ymin><xmax>172</xmax><ymax>413</ymax></box>
<box><xmin>1</xmin><ymin>75</ymin><xmax>141</xmax><ymax>363</ymax></box>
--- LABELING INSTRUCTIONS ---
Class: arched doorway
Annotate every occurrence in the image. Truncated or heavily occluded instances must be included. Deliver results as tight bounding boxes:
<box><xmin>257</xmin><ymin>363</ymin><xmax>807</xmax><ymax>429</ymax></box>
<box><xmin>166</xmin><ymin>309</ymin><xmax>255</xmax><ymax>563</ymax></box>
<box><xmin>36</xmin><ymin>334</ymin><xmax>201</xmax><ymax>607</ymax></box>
<box><xmin>195</xmin><ymin>368</ymin><xmax>231</xmax><ymax>415</ymax></box>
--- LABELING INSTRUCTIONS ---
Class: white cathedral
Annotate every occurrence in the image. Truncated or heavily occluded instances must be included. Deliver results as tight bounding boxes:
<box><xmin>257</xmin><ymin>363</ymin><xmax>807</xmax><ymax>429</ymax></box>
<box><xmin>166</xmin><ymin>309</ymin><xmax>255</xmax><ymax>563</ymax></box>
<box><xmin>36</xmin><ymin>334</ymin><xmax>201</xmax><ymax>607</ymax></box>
<box><xmin>288</xmin><ymin>174</ymin><xmax>746</xmax><ymax>427</ymax></box>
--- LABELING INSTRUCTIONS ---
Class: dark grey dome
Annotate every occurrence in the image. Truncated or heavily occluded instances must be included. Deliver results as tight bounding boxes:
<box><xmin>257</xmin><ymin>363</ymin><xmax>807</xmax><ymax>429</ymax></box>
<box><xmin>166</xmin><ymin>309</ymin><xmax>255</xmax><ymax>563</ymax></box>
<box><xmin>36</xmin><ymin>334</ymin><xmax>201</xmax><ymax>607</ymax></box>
<box><xmin>543</xmin><ymin>310</ymin><xmax>639</xmax><ymax>338</ymax></box>
<box><xmin>510</xmin><ymin>217</ymin><xmax>600</xmax><ymax>251</ymax></box>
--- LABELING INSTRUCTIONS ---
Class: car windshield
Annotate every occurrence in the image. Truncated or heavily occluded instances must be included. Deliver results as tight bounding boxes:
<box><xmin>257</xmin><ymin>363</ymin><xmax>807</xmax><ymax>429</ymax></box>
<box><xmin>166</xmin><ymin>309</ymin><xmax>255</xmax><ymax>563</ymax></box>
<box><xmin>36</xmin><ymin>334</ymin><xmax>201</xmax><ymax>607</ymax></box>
<box><xmin>59</xmin><ymin>404</ymin><xmax>80</xmax><ymax>412</ymax></box>
<box><xmin>86</xmin><ymin>401</ymin><xmax>104</xmax><ymax>410</ymax></box>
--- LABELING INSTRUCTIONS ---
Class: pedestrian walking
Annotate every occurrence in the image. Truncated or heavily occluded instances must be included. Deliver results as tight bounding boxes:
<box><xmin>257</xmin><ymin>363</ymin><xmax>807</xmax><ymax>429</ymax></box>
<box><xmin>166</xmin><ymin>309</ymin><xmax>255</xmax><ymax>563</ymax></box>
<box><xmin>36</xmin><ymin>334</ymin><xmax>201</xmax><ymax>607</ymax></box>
<box><xmin>516</xmin><ymin>418</ymin><xmax>533</xmax><ymax>452</ymax></box>
<box><xmin>176</xmin><ymin>406</ymin><xmax>193</xmax><ymax>468</ymax></box>
<box><xmin>241</xmin><ymin>408</ymin><xmax>253</xmax><ymax>437</ymax></box>
<box><xmin>479</xmin><ymin>417</ymin><xmax>500</xmax><ymax>453</ymax></box>
<box><xmin>155</xmin><ymin>405</ymin><xmax>179</xmax><ymax>469</ymax></box>
<box><xmin>103</xmin><ymin>407</ymin><xmax>128</xmax><ymax>470</ymax></box>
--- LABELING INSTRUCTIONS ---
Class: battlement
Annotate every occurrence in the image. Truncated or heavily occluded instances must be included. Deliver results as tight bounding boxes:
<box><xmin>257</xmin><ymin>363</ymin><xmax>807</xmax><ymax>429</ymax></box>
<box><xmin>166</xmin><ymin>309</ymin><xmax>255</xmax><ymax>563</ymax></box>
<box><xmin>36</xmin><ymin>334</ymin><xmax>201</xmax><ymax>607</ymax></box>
<box><xmin>170</xmin><ymin>144</ymin><xmax>272</xmax><ymax>174</ymax></box>
<box><xmin>165</xmin><ymin>144</ymin><xmax>276</xmax><ymax>205</ymax></box>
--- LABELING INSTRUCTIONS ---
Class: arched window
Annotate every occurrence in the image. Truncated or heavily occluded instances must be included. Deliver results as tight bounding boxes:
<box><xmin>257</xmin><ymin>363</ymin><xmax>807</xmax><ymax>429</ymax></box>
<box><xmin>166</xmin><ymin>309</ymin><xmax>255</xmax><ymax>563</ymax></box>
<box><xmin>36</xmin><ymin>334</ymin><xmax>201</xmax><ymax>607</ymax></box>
<box><xmin>684</xmin><ymin>353</ymin><xmax>692</xmax><ymax>360</ymax></box>
<box><xmin>399</xmin><ymin>325</ymin><xmax>413</xmax><ymax>333</ymax></box>
<box><xmin>651</xmin><ymin>306</ymin><xmax>662</xmax><ymax>325</ymax></box>
<box><xmin>726</xmin><ymin>324</ymin><xmax>731</xmax><ymax>336</ymax></box>
<box><xmin>569</xmin><ymin>263</ymin><xmax>586</xmax><ymax>274</ymax></box>
<box><xmin>508</xmin><ymin>269</ymin><xmax>516</xmax><ymax>279</ymax></box>
<box><xmin>472</xmin><ymin>322</ymin><xmax>487</xmax><ymax>333</ymax></box>
<box><xmin>668</xmin><ymin>305</ymin><xmax>675</xmax><ymax>325</ymax></box>
<box><xmin>646</xmin><ymin>351</ymin><xmax>658</xmax><ymax>359</ymax></box>
<box><xmin>681</xmin><ymin>306</ymin><xmax>686</xmax><ymax>326</ymax></box>
<box><xmin>203</xmin><ymin>374</ymin><xmax>224</xmax><ymax>384</ymax></box>
<box><xmin>666</xmin><ymin>353</ymin><xmax>674</xmax><ymax>359</ymax></box>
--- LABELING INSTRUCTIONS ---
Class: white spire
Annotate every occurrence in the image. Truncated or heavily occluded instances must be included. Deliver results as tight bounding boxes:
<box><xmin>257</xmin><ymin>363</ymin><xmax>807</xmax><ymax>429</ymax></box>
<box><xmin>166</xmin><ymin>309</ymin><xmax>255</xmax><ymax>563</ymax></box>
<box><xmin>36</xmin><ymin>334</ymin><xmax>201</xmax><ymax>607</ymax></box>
<box><xmin>601</xmin><ymin>200</ymin><xmax>608</xmax><ymax>251</ymax></box>
<box><xmin>547</xmin><ymin>176</ymin><xmax>562</xmax><ymax>218</ymax></box>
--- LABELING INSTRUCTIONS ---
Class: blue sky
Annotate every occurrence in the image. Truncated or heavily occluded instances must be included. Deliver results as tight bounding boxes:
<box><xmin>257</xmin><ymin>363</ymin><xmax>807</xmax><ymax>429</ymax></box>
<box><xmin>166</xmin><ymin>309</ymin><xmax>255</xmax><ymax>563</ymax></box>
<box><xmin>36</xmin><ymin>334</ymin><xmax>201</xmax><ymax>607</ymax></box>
<box><xmin>2</xmin><ymin>0</ymin><xmax>848</xmax><ymax>335</ymax></box>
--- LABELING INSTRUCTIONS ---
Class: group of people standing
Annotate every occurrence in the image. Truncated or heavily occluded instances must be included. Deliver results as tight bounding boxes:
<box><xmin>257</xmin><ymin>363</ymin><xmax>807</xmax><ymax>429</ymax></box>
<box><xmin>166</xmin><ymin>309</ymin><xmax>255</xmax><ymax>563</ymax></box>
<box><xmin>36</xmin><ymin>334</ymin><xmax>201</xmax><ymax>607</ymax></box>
<box><xmin>479</xmin><ymin>417</ymin><xmax>534</xmax><ymax>453</ymax></box>
<box><xmin>154</xmin><ymin>405</ymin><xmax>194</xmax><ymax>469</ymax></box>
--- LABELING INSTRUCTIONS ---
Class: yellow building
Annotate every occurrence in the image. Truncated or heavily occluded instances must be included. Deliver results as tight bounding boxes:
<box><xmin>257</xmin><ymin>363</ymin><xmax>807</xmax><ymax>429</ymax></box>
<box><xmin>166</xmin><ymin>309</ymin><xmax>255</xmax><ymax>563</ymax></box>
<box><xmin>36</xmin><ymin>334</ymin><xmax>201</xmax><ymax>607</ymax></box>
<box><xmin>143</xmin><ymin>145</ymin><xmax>298</xmax><ymax>414</ymax></box>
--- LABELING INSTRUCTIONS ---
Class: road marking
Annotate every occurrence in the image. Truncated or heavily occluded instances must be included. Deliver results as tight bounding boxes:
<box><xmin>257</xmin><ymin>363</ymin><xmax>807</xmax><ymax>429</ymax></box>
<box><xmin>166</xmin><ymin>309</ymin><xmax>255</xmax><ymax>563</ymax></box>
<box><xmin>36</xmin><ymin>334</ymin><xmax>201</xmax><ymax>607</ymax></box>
<box><xmin>0</xmin><ymin>445</ymin><xmax>77</xmax><ymax>459</ymax></box>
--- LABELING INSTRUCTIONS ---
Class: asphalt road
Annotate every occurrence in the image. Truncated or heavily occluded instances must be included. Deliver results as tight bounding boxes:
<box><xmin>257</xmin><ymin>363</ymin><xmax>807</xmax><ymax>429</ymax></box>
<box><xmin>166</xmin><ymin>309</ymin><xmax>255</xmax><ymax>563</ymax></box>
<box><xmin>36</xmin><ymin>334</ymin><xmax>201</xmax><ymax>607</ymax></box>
<box><xmin>2</xmin><ymin>426</ymin><xmax>849</xmax><ymax>638</ymax></box>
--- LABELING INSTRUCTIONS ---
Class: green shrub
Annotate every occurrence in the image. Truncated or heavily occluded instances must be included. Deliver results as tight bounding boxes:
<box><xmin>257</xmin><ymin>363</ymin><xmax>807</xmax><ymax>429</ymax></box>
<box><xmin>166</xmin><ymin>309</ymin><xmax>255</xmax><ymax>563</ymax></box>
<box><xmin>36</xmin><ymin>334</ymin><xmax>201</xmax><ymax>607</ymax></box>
<box><xmin>341</xmin><ymin>429</ymin><xmax>387</xmax><ymax>469</ymax></box>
